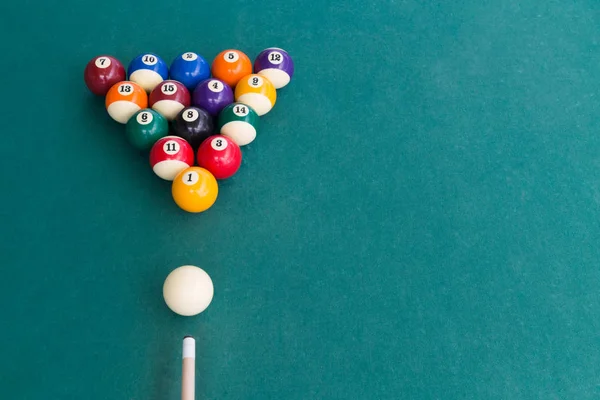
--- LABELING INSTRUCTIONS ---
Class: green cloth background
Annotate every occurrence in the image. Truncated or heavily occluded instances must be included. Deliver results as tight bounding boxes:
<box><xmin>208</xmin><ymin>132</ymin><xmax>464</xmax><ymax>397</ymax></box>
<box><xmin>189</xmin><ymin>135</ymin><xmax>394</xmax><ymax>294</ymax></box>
<box><xmin>2</xmin><ymin>1</ymin><xmax>600</xmax><ymax>399</ymax></box>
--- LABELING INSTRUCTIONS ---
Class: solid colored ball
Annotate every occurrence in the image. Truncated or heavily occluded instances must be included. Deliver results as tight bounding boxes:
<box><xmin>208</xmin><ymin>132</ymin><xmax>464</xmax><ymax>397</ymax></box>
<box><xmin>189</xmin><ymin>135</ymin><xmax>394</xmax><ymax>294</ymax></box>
<box><xmin>169</xmin><ymin>52</ymin><xmax>210</xmax><ymax>91</ymax></box>
<box><xmin>192</xmin><ymin>78</ymin><xmax>234</xmax><ymax>116</ymax></box>
<box><xmin>196</xmin><ymin>135</ymin><xmax>242</xmax><ymax>180</ymax></box>
<box><xmin>171</xmin><ymin>106</ymin><xmax>215</xmax><ymax>149</ymax></box>
<box><xmin>234</xmin><ymin>74</ymin><xmax>277</xmax><ymax>116</ymax></box>
<box><xmin>210</xmin><ymin>49</ymin><xmax>252</xmax><ymax>87</ymax></box>
<box><xmin>125</xmin><ymin>109</ymin><xmax>169</xmax><ymax>151</ymax></box>
<box><xmin>84</xmin><ymin>55</ymin><xmax>126</xmax><ymax>96</ymax></box>
<box><xmin>163</xmin><ymin>265</ymin><xmax>214</xmax><ymax>316</ymax></box>
<box><xmin>149</xmin><ymin>80</ymin><xmax>191</xmax><ymax>120</ymax></box>
<box><xmin>127</xmin><ymin>53</ymin><xmax>169</xmax><ymax>92</ymax></box>
<box><xmin>149</xmin><ymin>136</ymin><xmax>194</xmax><ymax>181</ymax></box>
<box><xmin>105</xmin><ymin>81</ymin><xmax>148</xmax><ymax>123</ymax></box>
<box><xmin>172</xmin><ymin>167</ymin><xmax>219</xmax><ymax>213</ymax></box>
<box><xmin>217</xmin><ymin>102</ymin><xmax>259</xmax><ymax>146</ymax></box>
<box><xmin>253</xmin><ymin>48</ymin><xmax>294</xmax><ymax>89</ymax></box>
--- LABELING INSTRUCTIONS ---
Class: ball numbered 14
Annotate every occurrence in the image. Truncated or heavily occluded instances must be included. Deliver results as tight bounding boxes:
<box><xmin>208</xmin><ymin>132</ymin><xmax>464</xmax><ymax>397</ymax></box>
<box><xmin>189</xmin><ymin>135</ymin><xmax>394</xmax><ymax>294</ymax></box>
<box><xmin>217</xmin><ymin>102</ymin><xmax>259</xmax><ymax>146</ymax></box>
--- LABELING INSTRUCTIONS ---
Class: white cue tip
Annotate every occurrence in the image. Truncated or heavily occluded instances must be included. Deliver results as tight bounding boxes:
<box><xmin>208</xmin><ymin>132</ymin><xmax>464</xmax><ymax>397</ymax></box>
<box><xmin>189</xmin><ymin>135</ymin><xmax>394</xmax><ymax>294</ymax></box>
<box><xmin>181</xmin><ymin>336</ymin><xmax>195</xmax><ymax>400</ymax></box>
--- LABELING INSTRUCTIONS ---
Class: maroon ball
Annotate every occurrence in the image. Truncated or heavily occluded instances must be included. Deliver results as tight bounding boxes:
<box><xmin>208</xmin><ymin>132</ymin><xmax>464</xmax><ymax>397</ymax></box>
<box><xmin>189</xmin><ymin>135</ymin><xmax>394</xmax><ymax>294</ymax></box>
<box><xmin>84</xmin><ymin>55</ymin><xmax>126</xmax><ymax>96</ymax></box>
<box><xmin>149</xmin><ymin>80</ymin><xmax>191</xmax><ymax>120</ymax></box>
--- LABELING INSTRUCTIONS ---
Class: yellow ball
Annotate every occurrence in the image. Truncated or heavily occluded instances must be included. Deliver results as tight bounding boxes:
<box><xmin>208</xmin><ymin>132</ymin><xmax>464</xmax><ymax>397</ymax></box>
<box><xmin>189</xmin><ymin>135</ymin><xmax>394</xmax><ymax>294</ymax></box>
<box><xmin>171</xmin><ymin>167</ymin><xmax>218</xmax><ymax>213</ymax></box>
<box><xmin>234</xmin><ymin>74</ymin><xmax>277</xmax><ymax>116</ymax></box>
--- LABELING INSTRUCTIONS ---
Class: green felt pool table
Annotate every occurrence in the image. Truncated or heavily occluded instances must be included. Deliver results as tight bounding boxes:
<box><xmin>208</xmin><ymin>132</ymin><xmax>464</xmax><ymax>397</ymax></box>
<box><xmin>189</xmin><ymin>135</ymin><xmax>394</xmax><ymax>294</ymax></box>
<box><xmin>3</xmin><ymin>1</ymin><xmax>600</xmax><ymax>399</ymax></box>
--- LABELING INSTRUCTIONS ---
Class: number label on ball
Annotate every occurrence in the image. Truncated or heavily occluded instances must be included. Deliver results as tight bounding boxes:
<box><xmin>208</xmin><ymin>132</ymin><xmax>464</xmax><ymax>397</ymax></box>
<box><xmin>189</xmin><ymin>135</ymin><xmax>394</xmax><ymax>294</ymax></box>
<box><xmin>211</xmin><ymin>137</ymin><xmax>228</xmax><ymax>151</ymax></box>
<box><xmin>161</xmin><ymin>83</ymin><xmax>177</xmax><ymax>95</ymax></box>
<box><xmin>248</xmin><ymin>76</ymin><xmax>263</xmax><ymax>88</ymax></box>
<box><xmin>182</xmin><ymin>109</ymin><xmax>199</xmax><ymax>122</ymax></box>
<box><xmin>233</xmin><ymin>105</ymin><xmax>249</xmax><ymax>117</ymax></box>
<box><xmin>163</xmin><ymin>140</ymin><xmax>180</xmax><ymax>155</ymax></box>
<box><xmin>95</xmin><ymin>57</ymin><xmax>111</xmax><ymax>69</ymax></box>
<box><xmin>183</xmin><ymin>171</ymin><xmax>199</xmax><ymax>185</ymax></box>
<box><xmin>208</xmin><ymin>80</ymin><xmax>224</xmax><ymax>93</ymax></box>
<box><xmin>142</xmin><ymin>54</ymin><xmax>158</xmax><ymax>66</ymax></box>
<box><xmin>182</xmin><ymin>52</ymin><xmax>198</xmax><ymax>61</ymax></box>
<box><xmin>268</xmin><ymin>51</ymin><xmax>283</xmax><ymax>65</ymax></box>
<box><xmin>118</xmin><ymin>83</ymin><xmax>133</xmax><ymax>95</ymax></box>
<box><xmin>137</xmin><ymin>111</ymin><xmax>153</xmax><ymax>125</ymax></box>
<box><xmin>224</xmin><ymin>51</ymin><xmax>239</xmax><ymax>63</ymax></box>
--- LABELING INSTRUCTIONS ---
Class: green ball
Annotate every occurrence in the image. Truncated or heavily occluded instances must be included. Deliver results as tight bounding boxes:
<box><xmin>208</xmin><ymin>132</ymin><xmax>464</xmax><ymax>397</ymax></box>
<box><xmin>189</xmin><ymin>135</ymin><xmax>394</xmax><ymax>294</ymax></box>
<box><xmin>125</xmin><ymin>109</ymin><xmax>169</xmax><ymax>151</ymax></box>
<box><xmin>217</xmin><ymin>102</ymin><xmax>260</xmax><ymax>146</ymax></box>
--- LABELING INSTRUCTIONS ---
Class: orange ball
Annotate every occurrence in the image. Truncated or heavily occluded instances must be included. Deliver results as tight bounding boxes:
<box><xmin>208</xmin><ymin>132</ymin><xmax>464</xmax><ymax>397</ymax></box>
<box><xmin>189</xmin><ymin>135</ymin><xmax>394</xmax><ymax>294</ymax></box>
<box><xmin>234</xmin><ymin>74</ymin><xmax>277</xmax><ymax>116</ymax></box>
<box><xmin>211</xmin><ymin>49</ymin><xmax>252</xmax><ymax>88</ymax></box>
<box><xmin>105</xmin><ymin>81</ymin><xmax>148</xmax><ymax>123</ymax></box>
<box><xmin>172</xmin><ymin>167</ymin><xmax>218</xmax><ymax>213</ymax></box>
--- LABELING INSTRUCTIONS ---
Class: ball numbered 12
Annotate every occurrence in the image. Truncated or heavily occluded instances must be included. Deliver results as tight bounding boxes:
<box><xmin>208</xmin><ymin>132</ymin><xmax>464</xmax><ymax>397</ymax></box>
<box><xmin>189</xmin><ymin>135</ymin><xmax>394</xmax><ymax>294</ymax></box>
<box><xmin>105</xmin><ymin>81</ymin><xmax>148</xmax><ymax>123</ymax></box>
<box><xmin>125</xmin><ymin>109</ymin><xmax>169</xmax><ymax>151</ymax></box>
<box><xmin>234</xmin><ymin>74</ymin><xmax>276</xmax><ymax>116</ymax></box>
<box><xmin>149</xmin><ymin>136</ymin><xmax>194</xmax><ymax>181</ymax></box>
<box><xmin>128</xmin><ymin>53</ymin><xmax>169</xmax><ymax>92</ymax></box>
<box><xmin>196</xmin><ymin>135</ymin><xmax>242</xmax><ymax>180</ymax></box>
<box><xmin>217</xmin><ymin>102</ymin><xmax>259</xmax><ymax>146</ymax></box>
<box><xmin>84</xmin><ymin>55</ymin><xmax>126</xmax><ymax>96</ymax></box>
<box><xmin>169</xmin><ymin>52</ymin><xmax>210</xmax><ymax>91</ymax></box>
<box><xmin>149</xmin><ymin>80</ymin><xmax>191</xmax><ymax>120</ymax></box>
<box><xmin>172</xmin><ymin>167</ymin><xmax>219</xmax><ymax>213</ymax></box>
<box><xmin>253</xmin><ymin>48</ymin><xmax>294</xmax><ymax>89</ymax></box>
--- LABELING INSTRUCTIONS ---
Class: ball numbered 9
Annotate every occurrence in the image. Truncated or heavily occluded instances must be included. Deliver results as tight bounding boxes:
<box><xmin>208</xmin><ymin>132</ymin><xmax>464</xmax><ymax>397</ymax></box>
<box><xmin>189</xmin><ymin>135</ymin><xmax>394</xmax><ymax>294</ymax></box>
<box><xmin>234</xmin><ymin>74</ymin><xmax>276</xmax><ymax>116</ymax></box>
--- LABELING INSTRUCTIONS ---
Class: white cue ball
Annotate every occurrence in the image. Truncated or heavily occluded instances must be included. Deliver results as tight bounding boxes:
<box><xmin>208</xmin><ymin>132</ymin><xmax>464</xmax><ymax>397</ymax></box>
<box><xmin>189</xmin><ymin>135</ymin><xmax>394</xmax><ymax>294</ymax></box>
<box><xmin>163</xmin><ymin>265</ymin><xmax>214</xmax><ymax>316</ymax></box>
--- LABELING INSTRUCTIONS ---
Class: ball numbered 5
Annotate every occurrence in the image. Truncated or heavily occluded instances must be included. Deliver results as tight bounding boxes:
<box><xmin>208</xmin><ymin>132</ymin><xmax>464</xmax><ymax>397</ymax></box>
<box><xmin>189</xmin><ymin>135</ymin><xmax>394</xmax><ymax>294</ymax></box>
<box><xmin>105</xmin><ymin>81</ymin><xmax>148</xmax><ymax>124</ymax></box>
<box><xmin>127</xmin><ymin>53</ymin><xmax>169</xmax><ymax>92</ymax></box>
<box><xmin>211</xmin><ymin>49</ymin><xmax>252</xmax><ymax>88</ymax></box>
<box><xmin>149</xmin><ymin>80</ymin><xmax>191</xmax><ymax>120</ymax></box>
<box><xmin>149</xmin><ymin>136</ymin><xmax>195</xmax><ymax>181</ymax></box>
<box><xmin>172</xmin><ymin>167</ymin><xmax>219</xmax><ymax>213</ymax></box>
<box><xmin>234</xmin><ymin>74</ymin><xmax>276</xmax><ymax>116</ymax></box>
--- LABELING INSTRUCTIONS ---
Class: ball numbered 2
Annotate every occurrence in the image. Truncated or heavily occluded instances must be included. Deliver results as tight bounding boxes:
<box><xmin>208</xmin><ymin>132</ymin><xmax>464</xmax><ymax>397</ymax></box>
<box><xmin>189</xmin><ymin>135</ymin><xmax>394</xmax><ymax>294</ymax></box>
<box><xmin>169</xmin><ymin>52</ymin><xmax>210</xmax><ymax>91</ymax></box>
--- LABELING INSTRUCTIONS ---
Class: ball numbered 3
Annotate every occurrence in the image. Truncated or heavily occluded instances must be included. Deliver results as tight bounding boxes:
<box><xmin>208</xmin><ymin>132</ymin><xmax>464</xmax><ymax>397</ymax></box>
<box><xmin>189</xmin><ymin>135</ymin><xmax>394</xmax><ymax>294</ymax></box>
<box><xmin>172</xmin><ymin>167</ymin><xmax>219</xmax><ymax>213</ymax></box>
<box><xmin>196</xmin><ymin>135</ymin><xmax>242</xmax><ymax>180</ymax></box>
<box><xmin>105</xmin><ymin>81</ymin><xmax>148</xmax><ymax>123</ymax></box>
<box><xmin>253</xmin><ymin>48</ymin><xmax>294</xmax><ymax>89</ymax></box>
<box><xmin>149</xmin><ymin>80</ymin><xmax>191</xmax><ymax>120</ymax></box>
<box><xmin>217</xmin><ymin>102</ymin><xmax>259</xmax><ymax>146</ymax></box>
<box><xmin>211</xmin><ymin>49</ymin><xmax>252</xmax><ymax>87</ymax></box>
<box><xmin>149</xmin><ymin>136</ymin><xmax>194</xmax><ymax>181</ymax></box>
<box><xmin>234</xmin><ymin>74</ymin><xmax>276</xmax><ymax>116</ymax></box>
<box><xmin>127</xmin><ymin>53</ymin><xmax>169</xmax><ymax>92</ymax></box>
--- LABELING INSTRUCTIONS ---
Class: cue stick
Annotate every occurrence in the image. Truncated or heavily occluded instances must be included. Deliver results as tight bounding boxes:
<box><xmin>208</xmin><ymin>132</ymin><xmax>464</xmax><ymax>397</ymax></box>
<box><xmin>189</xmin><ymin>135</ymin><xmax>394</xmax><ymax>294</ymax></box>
<box><xmin>182</xmin><ymin>336</ymin><xmax>195</xmax><ymax>400</ymax></box>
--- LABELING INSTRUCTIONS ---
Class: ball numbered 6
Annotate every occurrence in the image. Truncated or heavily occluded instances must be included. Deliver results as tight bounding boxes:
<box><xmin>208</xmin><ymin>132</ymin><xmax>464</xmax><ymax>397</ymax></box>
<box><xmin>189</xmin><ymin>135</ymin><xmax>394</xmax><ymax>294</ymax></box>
<box><xmin>172</xmin><ymin>167</ymin><xmax>219</xmax><ymax>213</ymax></box>
<box><xmin>105</xmin><ymin>81</ymin><xmax>148</xmax><ymax>124</ymax></box>
<box><xmin>234</xmin><ymin>74</ymin><xmax>276</xmax><ymax>116</ymax></box>
<box><xmin>126</xmin><ymin>108</ymin><xmax>169</xmax><ymax>151</ymax></box>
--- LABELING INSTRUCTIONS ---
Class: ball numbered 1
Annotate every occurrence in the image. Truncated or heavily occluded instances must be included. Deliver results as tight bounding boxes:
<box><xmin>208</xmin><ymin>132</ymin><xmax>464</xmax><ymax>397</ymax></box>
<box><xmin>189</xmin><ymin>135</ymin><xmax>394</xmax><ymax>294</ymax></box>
<box><xmin>234</xmin><ymin>74</ymin><xmax>276</xmax><ymax>116</ymax></box>
<box><xmin>196</xmin><ymin>135</ymin><xmax>242</xmax><ymax>180</ymax></box>
<box><xmin>217</xmin><ymin>102</ymin><xmax>259</xmax><ymax>146</ymax></box>
<box><xmin>192</xmin><ymin>78</ymin><xmax>234</xmax><ymax>116</ymax></box>
<box><xmin>170</xmin><ymin>52</ymin><xmax>210</xmax><ymax>91</ymax></box>
<box><xmin>149</xmin><ymin>136</ymin><xmax>194</xmax><ymax>181</ymax></box>
<box><xmin>105</xmin><ymin>81</ymin><xmax>148</xmax><ymax>123</ymax></box>
<box><xmin>149</xmin><ymin>80</ymin><xmax>191</xmax><ymax>120</ymax></box>
<box><xmin>211</xmin><ymin>49</ymin><xmax>252</xmax><ymax>87</ymax></box>
<box><xmin>84</xmin><ymin>55</ymin><xmax>126</xmax><ymax>96</ymax></box>
<box><xmin>172</xmin><ymin>106</ymin><xmax>215</xmax><ymax>149</ymax></box>
<box><xmin>127</xmin><ymin>53</ymin><xmax>169</xmax><ymax>92</ymax></box>
<box><xmin>172</xmin><ymin>167</ymin><xmax>219</xmax><ymax>213</ymax></box>
<box><xmin>125</xmin><ymin>109</ymin><xmax>169</xmax><ymax>151</ymax></box>
<box><xmin>253</xmin><ymin>48</ymin><xmax>294</xmax><ymax>89</ymax></box>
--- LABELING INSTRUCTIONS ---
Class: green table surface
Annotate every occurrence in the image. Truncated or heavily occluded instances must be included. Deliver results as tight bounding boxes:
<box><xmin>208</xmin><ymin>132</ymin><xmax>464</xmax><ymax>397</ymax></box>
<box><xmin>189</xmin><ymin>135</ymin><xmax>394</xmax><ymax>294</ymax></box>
<box><xmin>3</xmin><ymin>1</ymin><xmax>600</xmax><ymax>399</ymax></box>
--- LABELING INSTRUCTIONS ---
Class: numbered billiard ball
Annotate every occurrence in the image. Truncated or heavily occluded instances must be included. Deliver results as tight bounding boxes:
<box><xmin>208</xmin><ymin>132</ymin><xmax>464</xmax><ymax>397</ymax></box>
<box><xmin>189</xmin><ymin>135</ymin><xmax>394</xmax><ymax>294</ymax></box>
<box><xmin>196</xmin><ymin>135</ymin><xmax>242</xmax><ymax>180</ymax></box>
<box><xmin>171</xmin><ymin>167</ymin><xmax>219</xmax><ymax>213</ymax></box>
<box><xmin>172</xmin><ymin>106</ymin><xmax>215</xmax><ymax>149</ymax></box>
<box><xmin>84</xmin><ymin>55</ymin><xmax>126</xmax><ymax>96</ymax></box>
<box><xmin>127</xmin><ymin>53</ymin><xmax>169</xmax><ymax>92</ymax></box>
<box><xmin>234</xmin><ymin>74</ymin><xmax>276</xmax><ymax>116</ymax></box>
<box><xmin>105</xmin><ymin>81</ymin><xmax>148</xmax><ymax>123</ymax></box>
<box><xmin>253</xmin><ymin>48</ymin><xmax>294</xmax><ymax>89</ymax></box>
<box><xmin>192</xmin><ymin>78</ymin><xmax>234</xmax><ymax>116</ymax></box>
<box><xmin>169</xmin><ymin>52</ymin><xmax>210</xmax><ymax>91</ymax></box>
<box><xmin>217</xmin><ymin>102</ymin><xmax>259</xmax><ymax>146</ymax></box>
<box><xmin>125</xmin><ymin>109</ymin><xmax>169</xmax><ymax>151</ymax></box>
<box><xmin>149</xmin><ymin>80</ymin><xmax>191</xmax><ymax>120</ymax></box>
<box><xmin>210</xmin><ymin>49</ymin><xmax>252</xmax><ymax>88</ymax></box>
<box><xmin>149</xmin><ymin>136</ymin><xmax>194</xmax><ymax>181</ymax></box>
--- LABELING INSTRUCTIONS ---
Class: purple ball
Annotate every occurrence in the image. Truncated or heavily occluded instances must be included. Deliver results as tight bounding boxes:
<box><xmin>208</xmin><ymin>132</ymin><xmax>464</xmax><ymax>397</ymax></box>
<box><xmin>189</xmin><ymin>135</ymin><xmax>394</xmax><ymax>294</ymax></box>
<box><xmin>192</xmin><ymin>78</ymin><xmax>234</xmax><ymax>116</ymax></box>
<box><xmin>254</xmin><ymin>48</ymin><xmax>294</xmax><ymax>89</ymax></box>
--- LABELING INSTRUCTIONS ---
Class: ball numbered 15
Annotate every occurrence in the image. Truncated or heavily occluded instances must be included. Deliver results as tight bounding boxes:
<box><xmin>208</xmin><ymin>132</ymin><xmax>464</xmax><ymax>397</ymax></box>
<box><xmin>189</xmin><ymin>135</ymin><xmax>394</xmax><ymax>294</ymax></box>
<box><xmin>149</xmin><ymin>80</ymin><xmax>191</xmax><ymax>120</ymax></box>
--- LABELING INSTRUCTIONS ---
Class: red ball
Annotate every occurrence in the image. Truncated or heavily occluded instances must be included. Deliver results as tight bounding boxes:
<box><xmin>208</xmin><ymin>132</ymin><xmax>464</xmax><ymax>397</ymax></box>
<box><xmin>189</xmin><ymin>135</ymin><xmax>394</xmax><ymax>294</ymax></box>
<box><xmin>196</xmin><ymin>135</ymin><xmax>242</xmax><ymax>179</ymax></box>
<box><xmin>149</xmin><ymin>80</ymin><xmax>191</xmax><ymax>120</ymax></box>
<box><xmin>84</xmin><ymin>55</ymin><xmax>126</xmax><ymax>96</ymax></box>
<box><xmin>149</xmin><ymin>136</ymin><xmax>195</xmax><ymax>181</ymax></box>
